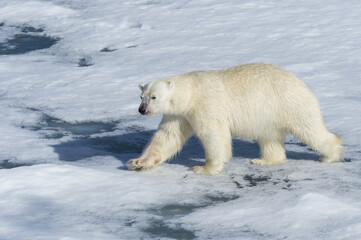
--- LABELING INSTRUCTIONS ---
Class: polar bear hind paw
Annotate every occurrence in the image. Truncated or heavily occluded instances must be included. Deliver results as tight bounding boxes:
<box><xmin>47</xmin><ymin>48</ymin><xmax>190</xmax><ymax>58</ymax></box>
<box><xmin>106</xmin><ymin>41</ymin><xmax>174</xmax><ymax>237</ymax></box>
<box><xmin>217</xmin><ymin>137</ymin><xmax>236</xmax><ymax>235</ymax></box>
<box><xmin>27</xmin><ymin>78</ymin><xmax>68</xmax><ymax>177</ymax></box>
<box><xmin>320</xmin><ymin>156</ymin><xmax>340</xmax><ymax>163</ymax></box>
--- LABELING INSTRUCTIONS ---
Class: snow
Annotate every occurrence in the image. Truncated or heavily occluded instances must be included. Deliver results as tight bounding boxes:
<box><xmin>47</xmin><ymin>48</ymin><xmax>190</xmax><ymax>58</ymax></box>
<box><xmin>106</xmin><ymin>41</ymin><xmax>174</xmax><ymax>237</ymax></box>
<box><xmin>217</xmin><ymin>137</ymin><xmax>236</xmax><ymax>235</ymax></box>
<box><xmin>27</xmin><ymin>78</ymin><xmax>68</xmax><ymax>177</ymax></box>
<box><xmin>0</xmin><ymin>0</ymin><xmax>360</xmax><ymax>239</ymax></box>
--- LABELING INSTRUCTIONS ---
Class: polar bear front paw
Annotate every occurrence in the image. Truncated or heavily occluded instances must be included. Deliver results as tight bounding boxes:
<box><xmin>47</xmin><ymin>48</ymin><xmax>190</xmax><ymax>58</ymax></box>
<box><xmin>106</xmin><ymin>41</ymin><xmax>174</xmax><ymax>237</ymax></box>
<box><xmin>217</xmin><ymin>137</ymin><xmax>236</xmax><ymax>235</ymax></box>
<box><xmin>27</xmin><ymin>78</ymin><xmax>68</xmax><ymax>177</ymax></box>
<box><xmin>192</xmin><ymin>165</ymin><xmax>223</xmax><ymax>175</ymax></box>
<box><xmin>127</xmin><ymin>158</ymin><xmax>155</xmax><ymax>171</ymax></box>
<box><xmin>126</xmin><ymin>158</ymin><xmax>143</xmax><ymax>170</ymax></box>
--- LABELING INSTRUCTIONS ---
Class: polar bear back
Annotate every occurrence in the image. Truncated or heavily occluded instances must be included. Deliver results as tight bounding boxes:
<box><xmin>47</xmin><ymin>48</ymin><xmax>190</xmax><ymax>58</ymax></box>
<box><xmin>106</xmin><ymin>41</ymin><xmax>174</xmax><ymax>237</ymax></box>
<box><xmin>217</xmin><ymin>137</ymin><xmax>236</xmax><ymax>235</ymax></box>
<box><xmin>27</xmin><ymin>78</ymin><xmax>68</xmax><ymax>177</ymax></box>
<box><xmin>223</xmin><ymin>63</ymin><xmax>319</xmax><ymax>139</ymax></box>
<box><xmin>168</xmin><ymin>63</ymin><xmax>321</xmax><ymax>140</ymax></box>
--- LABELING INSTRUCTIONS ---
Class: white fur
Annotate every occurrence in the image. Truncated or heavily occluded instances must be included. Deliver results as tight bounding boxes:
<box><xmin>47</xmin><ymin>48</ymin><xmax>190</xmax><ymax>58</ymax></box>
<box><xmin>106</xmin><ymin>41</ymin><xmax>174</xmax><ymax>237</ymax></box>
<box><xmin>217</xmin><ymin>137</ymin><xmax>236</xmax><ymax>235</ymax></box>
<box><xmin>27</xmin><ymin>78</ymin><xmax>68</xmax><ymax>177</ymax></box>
<box><xmin>127</xmin><ymin>63</ymin><xmax>342</xmax><ymax>175</ymax></box>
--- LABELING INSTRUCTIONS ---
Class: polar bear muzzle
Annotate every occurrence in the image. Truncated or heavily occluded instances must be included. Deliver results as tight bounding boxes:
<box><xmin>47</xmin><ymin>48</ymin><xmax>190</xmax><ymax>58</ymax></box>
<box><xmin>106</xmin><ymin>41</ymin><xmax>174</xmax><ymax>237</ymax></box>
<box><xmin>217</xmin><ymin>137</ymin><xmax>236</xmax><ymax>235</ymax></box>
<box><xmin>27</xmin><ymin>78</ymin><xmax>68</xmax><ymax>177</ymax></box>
<box><xmin>138</xmin><ymin>103</ymin><xmax>153</xmax><ymax>116</ymax></box>
<box><xmin>138</xmin><ymin>103</ymin><xmax>147</xmax><ymax>115</ymax></box>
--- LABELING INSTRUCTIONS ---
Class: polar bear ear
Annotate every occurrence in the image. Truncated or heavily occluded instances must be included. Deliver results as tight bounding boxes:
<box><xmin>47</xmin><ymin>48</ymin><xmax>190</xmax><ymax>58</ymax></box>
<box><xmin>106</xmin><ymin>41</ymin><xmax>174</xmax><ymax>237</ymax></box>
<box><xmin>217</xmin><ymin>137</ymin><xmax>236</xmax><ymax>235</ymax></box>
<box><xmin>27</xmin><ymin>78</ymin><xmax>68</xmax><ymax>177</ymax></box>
<box><xmin>139</xmin><ymin>84</ymin><xmax>145</xmax><ymax>91</ymax></box>
<box><xmin>168</xmin><ymin>81</ymin><xmax>174</xmax><ymax>91</ymax></box>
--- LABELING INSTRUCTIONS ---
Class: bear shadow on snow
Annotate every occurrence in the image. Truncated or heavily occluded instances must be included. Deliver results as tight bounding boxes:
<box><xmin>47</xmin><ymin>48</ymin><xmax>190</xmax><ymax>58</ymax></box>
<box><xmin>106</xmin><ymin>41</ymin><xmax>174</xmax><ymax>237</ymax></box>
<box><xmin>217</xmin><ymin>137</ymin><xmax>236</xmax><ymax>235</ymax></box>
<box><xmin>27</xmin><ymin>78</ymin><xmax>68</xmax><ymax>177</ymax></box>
<box><xmin>51</xmin><ymin>129</ymin><xmax>320</xmax><ymax>168</ymax></box>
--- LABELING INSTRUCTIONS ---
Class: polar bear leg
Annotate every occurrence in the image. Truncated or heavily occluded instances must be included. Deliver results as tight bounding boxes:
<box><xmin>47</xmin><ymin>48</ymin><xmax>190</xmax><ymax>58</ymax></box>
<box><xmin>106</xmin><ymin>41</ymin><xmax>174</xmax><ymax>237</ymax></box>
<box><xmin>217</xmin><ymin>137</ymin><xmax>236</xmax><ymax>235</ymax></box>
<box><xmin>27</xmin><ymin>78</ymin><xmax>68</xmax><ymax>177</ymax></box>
<box><xmin>318</xmin><ymin>134</ymin><xmax>342</xmax><ymax>163</ymax></box>
<box><xmin>290</xmin><ymin>123</ymin><xmax>342</xmax><ymax>163</ymax></box>
<box><xmin>127</xmin><ymin>115</ymin><xmax>193</xmax><ymax>171</ymax></box>
<box><xmin>192</xmin><ymin>129</ymin><xmax>232</xmax><ymax>175</ymax></box>
<box><xmin>251</xmin><ymin>137</ymin><xmax>287</xmax><ymax>165</ymax></box>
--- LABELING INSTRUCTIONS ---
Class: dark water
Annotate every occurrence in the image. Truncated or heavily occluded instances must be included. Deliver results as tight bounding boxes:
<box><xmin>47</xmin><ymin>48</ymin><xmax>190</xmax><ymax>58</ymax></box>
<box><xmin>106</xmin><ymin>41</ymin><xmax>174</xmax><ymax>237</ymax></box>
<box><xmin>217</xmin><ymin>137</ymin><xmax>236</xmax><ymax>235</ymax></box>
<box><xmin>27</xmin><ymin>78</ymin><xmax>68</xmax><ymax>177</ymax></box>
<box><xmin>145</xmin><ymin>195</ymin><xmax>239</xmax><ymax>239</ymax></box>
<box><xmin>100</xmin><ymin>47</ymin><xmax>117</xmax><ymax>52</ymax></box>
<box><xmin>0</xmin><ymin>24</ymin><xmax>59</xmax><ymax>55</ymax></box>
<box><xmin>44</xmin><ymin>115</ymin><xmax>116</xmax><ymax>136</ymax></box>
<box><xmin>145</xmin><ymin>220</ymin><xmax>196</xmax><ymax>240</ymax></box>
<box><xmin>78</xmin><ymin>56</ymin><xmax>94</xmax><ymax>67</ymax></box>
<box><xmin>0</xmin><ymin>160</ymin><xmax>30</xmax><ymax>169</ymax></box>
<box><xmin>23</xmin><ymin>114</ymin><xmax>118</xmax><ymax>139</ymax></box>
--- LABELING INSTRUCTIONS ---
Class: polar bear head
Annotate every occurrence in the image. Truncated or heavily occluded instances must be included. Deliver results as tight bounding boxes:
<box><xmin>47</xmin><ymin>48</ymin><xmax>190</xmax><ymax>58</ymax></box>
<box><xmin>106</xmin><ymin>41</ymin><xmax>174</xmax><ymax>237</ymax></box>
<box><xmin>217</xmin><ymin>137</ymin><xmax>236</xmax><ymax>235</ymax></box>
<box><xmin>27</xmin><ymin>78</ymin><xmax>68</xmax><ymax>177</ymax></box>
<box><xmin>138</xmin><ymin>80</ymin><xmax>175</xmax><ymax>116</ymax></box>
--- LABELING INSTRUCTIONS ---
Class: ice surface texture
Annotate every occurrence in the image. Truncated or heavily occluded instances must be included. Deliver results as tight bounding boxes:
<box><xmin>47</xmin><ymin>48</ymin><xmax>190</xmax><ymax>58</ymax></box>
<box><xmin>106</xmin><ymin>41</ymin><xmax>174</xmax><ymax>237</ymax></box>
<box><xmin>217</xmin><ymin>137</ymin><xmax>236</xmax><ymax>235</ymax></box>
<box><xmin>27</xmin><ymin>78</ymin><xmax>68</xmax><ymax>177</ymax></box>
<box><xmin>0</xmin><ymin>0</ymin><xmax>361</xmax><ymax>239</ymax></box>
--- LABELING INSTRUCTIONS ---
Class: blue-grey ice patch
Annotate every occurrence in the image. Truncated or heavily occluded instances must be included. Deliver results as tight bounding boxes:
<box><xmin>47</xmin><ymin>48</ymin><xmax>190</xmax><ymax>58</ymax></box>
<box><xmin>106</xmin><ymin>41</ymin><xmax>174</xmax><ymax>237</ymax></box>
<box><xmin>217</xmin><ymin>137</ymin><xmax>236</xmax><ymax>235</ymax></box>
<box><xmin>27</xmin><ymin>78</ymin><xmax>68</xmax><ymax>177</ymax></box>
<box><xmin>78</xmin><ymin>56</ymin><xmax>94</xmax><ymax>67</ymax></box>
<box><xmin>0</xmin><ymin>24</ymin><xmax>59</xmax><ymax>55</ymax></box>
<box><xmin>0</xmin><ymin>159</ymin><xmax>30</xmax><ymax>169</ymax></box>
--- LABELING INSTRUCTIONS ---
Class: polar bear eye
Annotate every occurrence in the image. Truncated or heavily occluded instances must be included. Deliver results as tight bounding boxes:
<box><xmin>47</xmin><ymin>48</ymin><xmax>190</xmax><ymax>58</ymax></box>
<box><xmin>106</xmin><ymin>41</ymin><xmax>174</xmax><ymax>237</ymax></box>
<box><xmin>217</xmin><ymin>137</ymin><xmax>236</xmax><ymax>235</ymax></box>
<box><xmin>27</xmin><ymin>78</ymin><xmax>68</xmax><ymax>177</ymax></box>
<box><xmin>151</xmin><ymin>96</ymin><xmax>156</xmax><ymax>100</ymax></box>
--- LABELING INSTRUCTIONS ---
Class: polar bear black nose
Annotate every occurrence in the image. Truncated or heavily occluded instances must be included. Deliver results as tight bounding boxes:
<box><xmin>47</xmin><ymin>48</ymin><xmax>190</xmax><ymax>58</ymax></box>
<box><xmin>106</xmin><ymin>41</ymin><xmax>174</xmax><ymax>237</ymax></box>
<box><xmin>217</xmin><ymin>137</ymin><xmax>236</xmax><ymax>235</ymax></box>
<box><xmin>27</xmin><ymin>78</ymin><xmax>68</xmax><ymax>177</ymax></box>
<box><xmin>139</xmin><ymin>104</ymin><xmax>147</xmax><ymax>115</ymax></box>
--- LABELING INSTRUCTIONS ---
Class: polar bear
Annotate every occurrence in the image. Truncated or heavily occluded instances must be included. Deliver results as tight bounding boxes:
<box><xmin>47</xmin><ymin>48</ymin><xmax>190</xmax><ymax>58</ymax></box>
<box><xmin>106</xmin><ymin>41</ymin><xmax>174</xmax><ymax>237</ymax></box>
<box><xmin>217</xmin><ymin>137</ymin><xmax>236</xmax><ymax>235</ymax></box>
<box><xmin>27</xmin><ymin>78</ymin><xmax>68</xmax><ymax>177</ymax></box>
<box><xmin>127</xmin><ymin>63</ymin><xmax>342</xmax><ymax>175</ymax></box>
